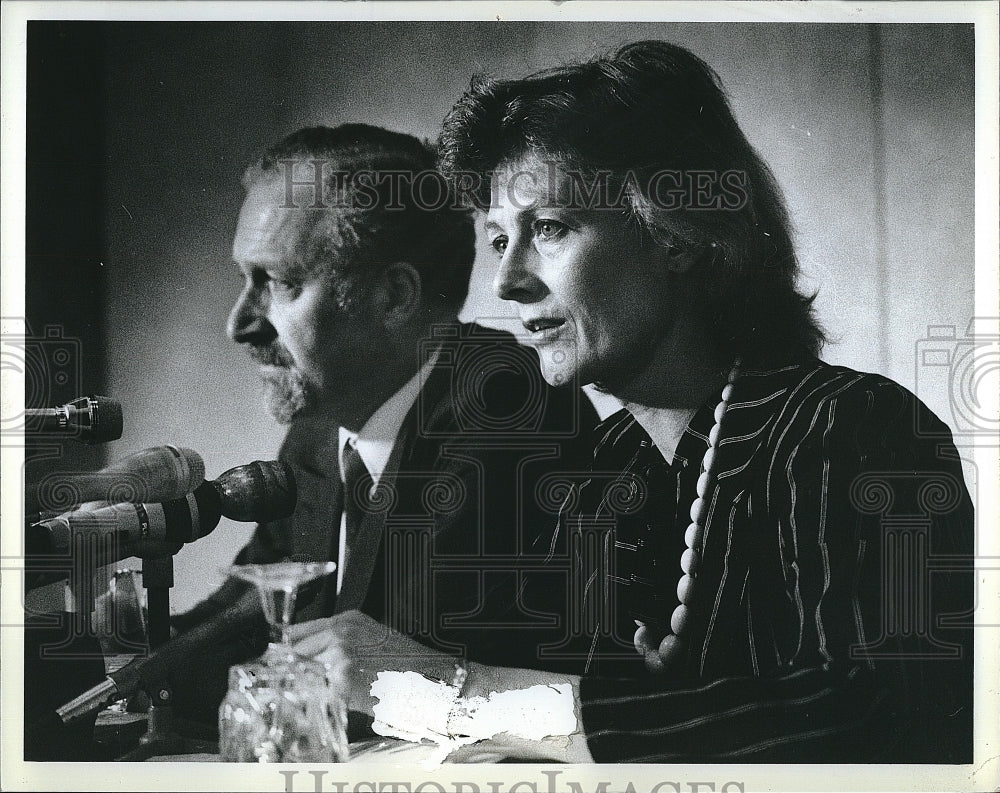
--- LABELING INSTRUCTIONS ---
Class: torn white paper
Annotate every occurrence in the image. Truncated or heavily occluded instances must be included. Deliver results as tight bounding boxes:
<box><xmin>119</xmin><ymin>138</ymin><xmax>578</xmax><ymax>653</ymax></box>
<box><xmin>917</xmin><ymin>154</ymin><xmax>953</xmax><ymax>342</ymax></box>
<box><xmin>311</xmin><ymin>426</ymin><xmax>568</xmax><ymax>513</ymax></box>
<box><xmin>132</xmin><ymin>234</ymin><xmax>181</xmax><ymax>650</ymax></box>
<box><xmin>370</xmin><ymin>670</ymin><xmax>455</xmax><ymax>744</ymax></box>
<box><xmin>369</xmin><ymin>671</ymin><xmax>477</xmax><ymax>767</ymax></box>
<box><xmin>370</xmin><ymin>669</ymin><xmax>576</xmax><ymax>765</ymax></box>
<box><xmin>448</xmin><ymin>683</ymin><xmax>576</xmax><ymax>741</ymax></box>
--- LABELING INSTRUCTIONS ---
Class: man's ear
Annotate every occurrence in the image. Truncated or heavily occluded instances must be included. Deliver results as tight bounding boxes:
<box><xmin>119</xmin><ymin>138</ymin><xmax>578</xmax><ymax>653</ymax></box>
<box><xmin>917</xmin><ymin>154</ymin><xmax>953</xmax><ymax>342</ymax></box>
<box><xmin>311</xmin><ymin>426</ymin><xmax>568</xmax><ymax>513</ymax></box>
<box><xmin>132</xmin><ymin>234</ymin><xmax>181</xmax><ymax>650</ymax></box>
<box><xmin>373</xmin><ymin>262</ymin><xmax>422</xmax><ymax>329</ymax></box>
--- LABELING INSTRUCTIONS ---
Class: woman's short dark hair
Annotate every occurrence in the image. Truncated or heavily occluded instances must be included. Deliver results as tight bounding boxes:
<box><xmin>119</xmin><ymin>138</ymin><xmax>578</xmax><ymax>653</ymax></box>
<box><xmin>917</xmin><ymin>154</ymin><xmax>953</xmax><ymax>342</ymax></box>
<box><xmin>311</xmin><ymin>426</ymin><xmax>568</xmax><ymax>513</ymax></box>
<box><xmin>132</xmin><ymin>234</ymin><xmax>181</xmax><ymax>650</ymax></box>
<box><xmin>439</xmin><ymin>40</ymin><xmax>824</xmax><ymax>359</ymax></box>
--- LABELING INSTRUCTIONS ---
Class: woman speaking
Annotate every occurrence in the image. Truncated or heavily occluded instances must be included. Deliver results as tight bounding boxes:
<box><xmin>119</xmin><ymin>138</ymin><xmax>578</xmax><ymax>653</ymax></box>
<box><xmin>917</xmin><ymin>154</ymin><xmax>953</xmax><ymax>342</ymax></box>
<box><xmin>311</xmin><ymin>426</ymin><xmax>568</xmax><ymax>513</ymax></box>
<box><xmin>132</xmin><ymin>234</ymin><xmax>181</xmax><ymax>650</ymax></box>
<box><xmin>433</xmin><ymin>40</ymin><xmax>973</xmax><ymax>763</ymax></box>
<box><xmin>294</xmin><ymin>41</ymin><xmax>973</xmax><ymax>765</ymax></box>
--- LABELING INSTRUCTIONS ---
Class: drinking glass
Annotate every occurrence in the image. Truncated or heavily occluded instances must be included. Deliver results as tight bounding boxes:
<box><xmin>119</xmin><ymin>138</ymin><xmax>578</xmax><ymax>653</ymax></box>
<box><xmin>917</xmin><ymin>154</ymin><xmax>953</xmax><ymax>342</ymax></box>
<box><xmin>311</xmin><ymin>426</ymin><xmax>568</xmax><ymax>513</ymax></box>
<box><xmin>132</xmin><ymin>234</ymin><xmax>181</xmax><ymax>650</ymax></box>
<box><xmin>93</xmin><ymin>567</ymin><xmax>148</xmax><ymax>656</ymax></box>
<box><xmin>218</xmin><ymin>561</ymin><xmax>349</xmax><ymax>762</ymax></box>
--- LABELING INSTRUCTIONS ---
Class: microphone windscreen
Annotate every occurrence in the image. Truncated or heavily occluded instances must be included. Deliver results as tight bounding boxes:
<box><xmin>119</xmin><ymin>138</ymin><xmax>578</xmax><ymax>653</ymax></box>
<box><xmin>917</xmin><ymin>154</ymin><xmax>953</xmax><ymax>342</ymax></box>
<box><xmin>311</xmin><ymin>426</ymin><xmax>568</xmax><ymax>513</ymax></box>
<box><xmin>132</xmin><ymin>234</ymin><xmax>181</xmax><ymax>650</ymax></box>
<box><xmin>102</xmin><ymin>445</ymin><xmax>205</xmax><ymax>503</ymax></box>
<box><xmin>80</xmin><ymin>395</ymin><xmax>123</xmax><ymax>443</ymax></box>
<box><xmin>214</xmin><ymin>460</ymin><xmax>297</xmax><ymax>522</ymax></box>
<box><xmin>36</xmin><ymin>445</ymin><xmax>205</xmax><ymax>510</ymax></box>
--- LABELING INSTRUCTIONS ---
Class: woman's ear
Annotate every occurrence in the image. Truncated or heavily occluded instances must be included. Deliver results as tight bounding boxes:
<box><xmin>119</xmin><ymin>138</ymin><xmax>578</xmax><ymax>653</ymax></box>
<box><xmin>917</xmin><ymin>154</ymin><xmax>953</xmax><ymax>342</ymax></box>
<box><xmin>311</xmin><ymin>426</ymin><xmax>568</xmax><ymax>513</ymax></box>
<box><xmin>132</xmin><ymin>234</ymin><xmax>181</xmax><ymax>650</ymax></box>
<box><xmin>373</xmin><ymin>262</ymin><xmax>423</xmax><ymax>329</ymax></box>
<box><xmin>662</xmin><ymin>243</ymin><xmax>699</xmax><ymax>274</ymax></box>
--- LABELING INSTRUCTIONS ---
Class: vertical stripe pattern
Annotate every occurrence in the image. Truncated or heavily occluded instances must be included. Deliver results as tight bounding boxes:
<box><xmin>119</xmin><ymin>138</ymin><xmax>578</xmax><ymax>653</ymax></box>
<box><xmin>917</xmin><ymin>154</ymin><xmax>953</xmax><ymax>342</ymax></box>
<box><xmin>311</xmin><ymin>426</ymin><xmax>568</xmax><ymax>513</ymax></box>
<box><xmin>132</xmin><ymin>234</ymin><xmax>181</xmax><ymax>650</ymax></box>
<box><xmin>570</xmin><ymin>359</ymin><xmax>974</xmax><ymax>762</ymax></box>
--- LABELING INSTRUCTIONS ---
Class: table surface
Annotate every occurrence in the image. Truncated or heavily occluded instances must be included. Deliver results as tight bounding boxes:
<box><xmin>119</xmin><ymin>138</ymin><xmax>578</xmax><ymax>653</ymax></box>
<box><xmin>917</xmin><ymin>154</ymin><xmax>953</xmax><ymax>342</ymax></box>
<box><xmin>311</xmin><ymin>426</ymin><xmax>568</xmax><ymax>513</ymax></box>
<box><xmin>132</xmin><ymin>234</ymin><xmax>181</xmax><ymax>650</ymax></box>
<box><xmin>97</xmin><ymin>709</ymin><xmax>456</xmax><ymax>764</ymax></box>
<box><xmin>96</xmin><ymin>655</ymin><xmax>482</xmax><ymax>764</ymax></box>
<box><xmin>144</xmin><ymin>738</ymin><xmax>449</xmax><ymax>763</ymax></box>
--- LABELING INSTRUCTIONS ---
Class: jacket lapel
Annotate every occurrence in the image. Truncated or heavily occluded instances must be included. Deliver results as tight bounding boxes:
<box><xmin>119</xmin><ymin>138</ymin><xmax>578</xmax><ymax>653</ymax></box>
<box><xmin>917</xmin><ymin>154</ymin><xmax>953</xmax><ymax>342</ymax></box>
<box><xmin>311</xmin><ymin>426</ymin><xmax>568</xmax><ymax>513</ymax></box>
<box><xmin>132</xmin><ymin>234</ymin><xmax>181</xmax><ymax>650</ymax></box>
<box><xmin>332</xmin><ymin>372</ymin><xmax>437</xmax><ymax>613</ymax></box>
<box><xmin>290</xmin><ymin>430</ymin><xmax>344</xmax><ymax>621</ymax></box>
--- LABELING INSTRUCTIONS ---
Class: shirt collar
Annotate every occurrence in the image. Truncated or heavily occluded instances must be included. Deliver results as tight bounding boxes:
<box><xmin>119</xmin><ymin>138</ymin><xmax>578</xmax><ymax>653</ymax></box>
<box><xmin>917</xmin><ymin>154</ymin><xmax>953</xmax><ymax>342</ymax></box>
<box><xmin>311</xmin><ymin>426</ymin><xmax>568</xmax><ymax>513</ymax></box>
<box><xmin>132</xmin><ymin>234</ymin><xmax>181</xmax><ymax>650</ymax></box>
<box><xmin>338</xmin><ymin>350</ymin><xmax>439</xmax><ymax>485</ymax></box>
<box><xmin>624</xmin><ymin>387</ymin><xmax>720</xmax><ymax>470</ymax></box>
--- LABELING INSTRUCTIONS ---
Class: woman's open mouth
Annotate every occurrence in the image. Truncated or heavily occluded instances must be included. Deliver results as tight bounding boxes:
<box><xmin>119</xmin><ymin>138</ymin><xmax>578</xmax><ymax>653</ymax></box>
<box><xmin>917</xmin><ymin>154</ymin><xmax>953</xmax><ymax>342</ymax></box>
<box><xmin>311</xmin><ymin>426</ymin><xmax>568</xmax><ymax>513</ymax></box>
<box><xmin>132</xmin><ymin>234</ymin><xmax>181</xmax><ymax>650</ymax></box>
<box><xmin>522</xmin><ymin>317</ymin><xmax>567</xmax><ymax>339</ymax></box>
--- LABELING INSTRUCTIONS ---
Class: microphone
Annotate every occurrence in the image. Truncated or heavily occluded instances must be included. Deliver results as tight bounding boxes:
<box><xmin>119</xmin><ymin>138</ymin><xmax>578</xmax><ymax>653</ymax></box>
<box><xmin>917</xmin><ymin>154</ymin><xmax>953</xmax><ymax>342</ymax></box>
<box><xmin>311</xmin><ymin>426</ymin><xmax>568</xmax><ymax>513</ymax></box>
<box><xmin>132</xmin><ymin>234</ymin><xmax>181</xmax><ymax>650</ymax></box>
<box><xmin>24</xmin><ymin>395</ymin><xmax>123</xmax><ymax>443</ymax></box>
<box><xmin>26</xmin><ymin>460</ymin><xmax>296</xmax><ymax>569</ymax></box>
<box><xmin>32</xmin><ymin>445</ymin><xmax>205</xmax><ymax>516</ymax></box>
<box><xmin>56</xmin><ymin>587</ymin><xmax>264</xmax><ymax>724</ymax></box>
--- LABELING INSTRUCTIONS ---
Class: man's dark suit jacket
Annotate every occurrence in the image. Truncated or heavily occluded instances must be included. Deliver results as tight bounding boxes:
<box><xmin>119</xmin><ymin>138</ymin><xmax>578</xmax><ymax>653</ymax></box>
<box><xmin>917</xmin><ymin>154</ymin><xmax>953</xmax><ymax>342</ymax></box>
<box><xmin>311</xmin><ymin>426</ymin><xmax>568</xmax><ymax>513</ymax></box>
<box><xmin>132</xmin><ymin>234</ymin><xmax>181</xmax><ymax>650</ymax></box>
<box><xmin>169</xmin><ymin>323</ymin><xmax>598</xmax><ymax>721</ymax></box>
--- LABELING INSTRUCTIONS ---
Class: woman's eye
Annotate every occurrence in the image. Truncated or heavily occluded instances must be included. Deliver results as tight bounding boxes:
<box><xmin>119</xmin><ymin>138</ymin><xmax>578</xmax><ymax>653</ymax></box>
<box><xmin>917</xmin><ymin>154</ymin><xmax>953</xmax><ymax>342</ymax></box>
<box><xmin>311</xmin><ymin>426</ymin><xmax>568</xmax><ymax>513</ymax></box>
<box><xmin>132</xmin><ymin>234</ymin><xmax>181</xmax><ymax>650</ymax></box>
<box><xmin>491</xmin><ymin>236</ymin><xmax>509</xmax><ymax>255</ymax></box>
<box><xmin>533</xmin><ymin>219</ymin><xmax>567</xmax><ymax>241</ymax></box>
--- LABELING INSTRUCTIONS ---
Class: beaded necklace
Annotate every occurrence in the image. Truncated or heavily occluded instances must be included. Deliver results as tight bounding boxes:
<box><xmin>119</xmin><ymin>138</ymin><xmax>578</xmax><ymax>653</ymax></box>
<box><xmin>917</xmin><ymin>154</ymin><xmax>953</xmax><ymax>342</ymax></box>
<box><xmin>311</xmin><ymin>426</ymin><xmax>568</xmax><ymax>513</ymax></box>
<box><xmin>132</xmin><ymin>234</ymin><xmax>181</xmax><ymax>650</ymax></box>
<box><xmin>633</xmin><ymin>358</ymin><xmax>741</xmax><ymax>673</ymax></box>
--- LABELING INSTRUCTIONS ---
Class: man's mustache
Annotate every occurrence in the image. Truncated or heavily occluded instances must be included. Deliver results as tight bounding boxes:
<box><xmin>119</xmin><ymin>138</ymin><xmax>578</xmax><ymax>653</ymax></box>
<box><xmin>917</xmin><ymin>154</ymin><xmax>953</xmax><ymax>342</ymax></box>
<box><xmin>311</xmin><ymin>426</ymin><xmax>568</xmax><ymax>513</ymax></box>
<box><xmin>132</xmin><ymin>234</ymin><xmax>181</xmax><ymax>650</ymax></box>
<box><xmin>247</xmin><ymin>344</ymin><xmax>295</xmax><ymax>368</ymax></box>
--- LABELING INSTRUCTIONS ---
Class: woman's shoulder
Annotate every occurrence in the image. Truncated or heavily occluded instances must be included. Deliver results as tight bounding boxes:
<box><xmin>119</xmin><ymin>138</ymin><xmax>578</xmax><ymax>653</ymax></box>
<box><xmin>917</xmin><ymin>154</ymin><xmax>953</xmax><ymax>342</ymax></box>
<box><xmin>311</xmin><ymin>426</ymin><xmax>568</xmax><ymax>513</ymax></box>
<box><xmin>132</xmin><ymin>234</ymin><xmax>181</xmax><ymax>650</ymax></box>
<box><xmin>739</xmin><ymin>356</ymin><xmax>921</xmax><ymax>413</ymax></box>
<box><xmin>737</xmin><ymin>355</ymin><xmax>960</xmax><ymax>461</ymax></box>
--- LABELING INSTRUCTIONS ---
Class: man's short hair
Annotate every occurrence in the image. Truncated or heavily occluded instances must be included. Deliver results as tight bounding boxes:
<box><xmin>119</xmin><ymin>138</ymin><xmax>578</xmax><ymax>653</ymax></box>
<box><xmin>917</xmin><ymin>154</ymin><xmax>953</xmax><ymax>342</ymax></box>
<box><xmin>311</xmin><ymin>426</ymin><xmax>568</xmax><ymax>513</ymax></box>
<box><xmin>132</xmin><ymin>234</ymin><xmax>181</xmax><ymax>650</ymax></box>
<box><xmin>439</xmin><ymin>40</ymin><xmax>825</xmax><ymax>359</ymax></box>
<box><xmin>245</xmin><ymin>123</ymin><xmax>476</xmax><ymax>313</ymax></box>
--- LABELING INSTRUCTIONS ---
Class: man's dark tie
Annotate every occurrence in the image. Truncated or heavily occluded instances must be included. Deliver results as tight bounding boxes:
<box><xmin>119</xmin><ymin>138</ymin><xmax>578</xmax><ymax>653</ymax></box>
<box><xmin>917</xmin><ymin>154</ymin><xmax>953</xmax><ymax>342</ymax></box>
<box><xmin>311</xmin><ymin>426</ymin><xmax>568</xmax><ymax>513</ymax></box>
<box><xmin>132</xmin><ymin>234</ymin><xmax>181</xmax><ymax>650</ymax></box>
<box><xmin>340</xmin><ymin>439</ymin><xmax>372</xmax><ymax>587</ymax></box>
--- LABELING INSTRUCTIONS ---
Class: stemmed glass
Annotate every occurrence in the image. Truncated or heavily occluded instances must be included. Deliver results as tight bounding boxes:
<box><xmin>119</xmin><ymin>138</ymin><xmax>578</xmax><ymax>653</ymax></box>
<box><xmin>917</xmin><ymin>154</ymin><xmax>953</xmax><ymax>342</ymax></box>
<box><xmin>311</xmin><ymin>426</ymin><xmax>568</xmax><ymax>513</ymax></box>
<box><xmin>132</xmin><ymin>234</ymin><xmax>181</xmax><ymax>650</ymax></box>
<box><xmin>231</xmin><ymin>560</ymin><xmax>335</xmax><ymax>663</ymax></box>
<box><xmin>218</xmin><ymin>561</ymin><xmax>349</xmax><ymax>762</ymax></box>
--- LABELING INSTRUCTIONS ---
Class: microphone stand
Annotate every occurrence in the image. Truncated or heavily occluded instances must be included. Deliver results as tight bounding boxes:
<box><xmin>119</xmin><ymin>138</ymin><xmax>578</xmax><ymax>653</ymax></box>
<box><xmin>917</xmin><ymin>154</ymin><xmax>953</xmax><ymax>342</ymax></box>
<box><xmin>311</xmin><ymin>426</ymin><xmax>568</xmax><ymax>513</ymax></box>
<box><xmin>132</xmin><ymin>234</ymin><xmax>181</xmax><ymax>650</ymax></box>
<box><xmin>116</xmin><ymin>553</ymin><xmax>213</xmax><ymax>761</ymax></box>
<box><xmin>25</xmin><ymin>519</ymin><xmax>207</xmax><ymax>759</ymax></box>
<box><xmin>143</xmin><ymin>555</ymin><xmax>173</xmax><ymax>650</ymax></box>
<box><xmin>49</xmin><ymin>458</ymin><xmax>296</xmax><ymax>759</ymax></box>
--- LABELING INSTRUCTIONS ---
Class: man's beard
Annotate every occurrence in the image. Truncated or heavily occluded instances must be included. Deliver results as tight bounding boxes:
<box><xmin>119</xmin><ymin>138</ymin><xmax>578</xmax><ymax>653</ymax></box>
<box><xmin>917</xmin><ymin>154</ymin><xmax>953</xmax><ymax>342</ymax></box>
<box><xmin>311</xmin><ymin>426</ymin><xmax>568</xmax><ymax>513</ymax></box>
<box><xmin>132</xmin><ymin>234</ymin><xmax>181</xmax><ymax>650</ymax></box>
<box><xmin>248</xmin><ymin>344</ymin><xmax>311</xmax><ymax>424</ymax></box>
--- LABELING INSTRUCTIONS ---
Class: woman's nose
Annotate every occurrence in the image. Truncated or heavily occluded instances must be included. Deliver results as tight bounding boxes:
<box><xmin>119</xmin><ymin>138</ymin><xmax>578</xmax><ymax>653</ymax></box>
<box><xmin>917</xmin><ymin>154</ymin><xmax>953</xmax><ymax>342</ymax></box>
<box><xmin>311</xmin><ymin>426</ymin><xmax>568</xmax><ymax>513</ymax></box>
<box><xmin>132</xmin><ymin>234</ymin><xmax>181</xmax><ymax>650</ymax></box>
<box><xmin>493</xmin><ymin>242</ymin><xmax>545</xmax><ymax>304</ymax></box>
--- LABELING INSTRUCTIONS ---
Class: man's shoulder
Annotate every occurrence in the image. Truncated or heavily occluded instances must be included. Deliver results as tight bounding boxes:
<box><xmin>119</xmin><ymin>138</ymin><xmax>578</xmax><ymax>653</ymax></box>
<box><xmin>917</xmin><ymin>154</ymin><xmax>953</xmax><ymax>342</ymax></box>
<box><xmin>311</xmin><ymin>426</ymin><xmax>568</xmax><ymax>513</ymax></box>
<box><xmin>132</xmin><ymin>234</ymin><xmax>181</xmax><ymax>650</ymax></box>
<box><xmin>276</xmin><ymin>414</ymin><xmax>337</xmax><ymax>472</ymax></box>
<box><xmin>414</xmin><ymin>322</ymin><xmax>598</xmax><ymax>441</ymax></box>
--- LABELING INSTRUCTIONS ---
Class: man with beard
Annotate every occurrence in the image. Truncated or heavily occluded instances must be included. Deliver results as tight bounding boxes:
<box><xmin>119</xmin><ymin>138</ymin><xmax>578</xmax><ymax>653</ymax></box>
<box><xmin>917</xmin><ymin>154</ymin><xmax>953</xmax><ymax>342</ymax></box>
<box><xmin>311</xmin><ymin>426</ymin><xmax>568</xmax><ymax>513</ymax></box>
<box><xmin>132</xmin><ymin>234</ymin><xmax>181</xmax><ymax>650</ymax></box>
<box><xmin>166</xmin><ymin>124</ymin><xmax>597</xmax><ymax>726</ymax></box>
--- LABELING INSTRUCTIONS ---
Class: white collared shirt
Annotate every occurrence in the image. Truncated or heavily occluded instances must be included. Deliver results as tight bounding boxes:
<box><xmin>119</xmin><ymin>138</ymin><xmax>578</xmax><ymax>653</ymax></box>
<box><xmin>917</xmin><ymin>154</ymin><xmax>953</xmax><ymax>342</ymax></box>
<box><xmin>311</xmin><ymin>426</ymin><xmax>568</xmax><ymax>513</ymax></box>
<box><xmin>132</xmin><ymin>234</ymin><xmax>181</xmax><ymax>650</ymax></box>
<box><xmin>333</xmin><ymin>350</ymin><xmax>439</xmax><ymax>594</ymax></box>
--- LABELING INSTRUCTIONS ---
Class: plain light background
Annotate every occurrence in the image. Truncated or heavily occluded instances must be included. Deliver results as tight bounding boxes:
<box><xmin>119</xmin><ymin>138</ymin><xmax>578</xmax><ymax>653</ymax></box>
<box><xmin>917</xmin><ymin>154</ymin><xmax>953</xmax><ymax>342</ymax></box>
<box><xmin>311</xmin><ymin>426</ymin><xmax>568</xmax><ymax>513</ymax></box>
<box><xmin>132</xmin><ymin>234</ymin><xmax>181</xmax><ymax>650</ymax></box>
<box><xmin>38</xmin><ymin>22</ymin><xmax>975</xmax><ymax>613</ymax></box>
